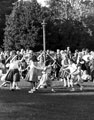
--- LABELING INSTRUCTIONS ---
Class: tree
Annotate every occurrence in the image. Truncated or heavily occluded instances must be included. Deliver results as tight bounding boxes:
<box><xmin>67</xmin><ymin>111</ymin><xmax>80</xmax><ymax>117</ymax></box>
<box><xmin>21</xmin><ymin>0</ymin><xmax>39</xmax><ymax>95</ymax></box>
<box><xmin>0</xmin><ymin>0</ymin><xmax>17</xmax><ymax>47</ymax></box>
<box><xmin>3</xmin><ymin>0</ymin><xmax>43</xmax><ymax>51</ymax></box>
<box><xmin>46</xmin><ymin>0</ymin><xmax>94</xmax><ymax>51</ymax></box>
<box><xmin>3</xmin><ymin>0</ymin><xmax>94</xmax><ymax>51</ymax></box>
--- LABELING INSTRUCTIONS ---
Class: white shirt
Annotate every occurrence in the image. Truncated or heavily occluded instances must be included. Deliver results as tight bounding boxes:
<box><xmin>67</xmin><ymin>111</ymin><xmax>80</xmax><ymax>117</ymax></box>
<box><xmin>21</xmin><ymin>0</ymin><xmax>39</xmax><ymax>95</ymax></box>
<box><xmin>9</xmin><ymin>61</ymin><xmax>19</xmax><ymax>69</ymax></box>
<box><xmin>82</xmin><ymin>54</ymin><xmax>91</xmax><ymax>62</ymax></box>
<box><xmin>67</xmin><ymin>63</ymin><xmax>77</xmax><ymax>74</ymax></box>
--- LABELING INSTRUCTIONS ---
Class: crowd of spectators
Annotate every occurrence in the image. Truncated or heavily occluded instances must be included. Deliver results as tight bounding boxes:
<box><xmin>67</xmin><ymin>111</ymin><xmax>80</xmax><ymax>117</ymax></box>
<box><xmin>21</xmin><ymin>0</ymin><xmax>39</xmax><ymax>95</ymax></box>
<box><xmin>0</xmin><ymin>47</ymin><xmax>93</xmax><ymax>92</ymax></box>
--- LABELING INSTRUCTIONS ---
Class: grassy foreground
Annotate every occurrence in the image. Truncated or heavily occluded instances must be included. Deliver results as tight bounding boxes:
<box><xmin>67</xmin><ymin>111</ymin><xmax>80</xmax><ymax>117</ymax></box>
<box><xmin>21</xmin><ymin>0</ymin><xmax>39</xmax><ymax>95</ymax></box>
<box><xmin>0</xmin><ymin>80</ymin><xmax>94</xmax><ymax>120</ymax></box>
<box><xmin>0</xmin><ymin>88</ymin><xmax>94</xmax><ymax>120</ymax></box>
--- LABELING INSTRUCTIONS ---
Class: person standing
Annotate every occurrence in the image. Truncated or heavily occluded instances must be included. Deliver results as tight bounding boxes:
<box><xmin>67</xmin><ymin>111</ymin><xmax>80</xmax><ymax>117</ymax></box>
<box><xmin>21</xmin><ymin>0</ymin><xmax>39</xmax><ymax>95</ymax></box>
<box><xmin>4</xmin><ymin>54</ymin><xmax>21</xmax><ymax>90</ymax></box>
<box><xmin>26</xmin><ymin>57</ymin><xmax>43</xmax><ymax>93</ymax></box>
<box><xmin>55</xmin><ymin>49</ymin><xmax>62</xmax><ymax>79</ymax></box>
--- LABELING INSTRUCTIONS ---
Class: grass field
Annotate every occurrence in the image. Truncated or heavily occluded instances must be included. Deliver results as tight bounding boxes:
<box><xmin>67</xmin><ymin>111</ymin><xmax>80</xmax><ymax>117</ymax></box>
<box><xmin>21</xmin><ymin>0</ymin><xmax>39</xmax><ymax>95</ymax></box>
<box><xmin>0</xmin><ymin>80</ymin><xmax>94</xmax><ymax>120</ymax></box>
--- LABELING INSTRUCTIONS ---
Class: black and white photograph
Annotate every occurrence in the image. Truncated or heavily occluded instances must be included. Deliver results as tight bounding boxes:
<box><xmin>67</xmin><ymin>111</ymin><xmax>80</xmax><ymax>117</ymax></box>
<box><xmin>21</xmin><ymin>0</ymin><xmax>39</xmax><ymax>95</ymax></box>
<box><xmin>0</xmin><ymin>0</ymin><xmax>94</xmax><ymax>120</ymax></box>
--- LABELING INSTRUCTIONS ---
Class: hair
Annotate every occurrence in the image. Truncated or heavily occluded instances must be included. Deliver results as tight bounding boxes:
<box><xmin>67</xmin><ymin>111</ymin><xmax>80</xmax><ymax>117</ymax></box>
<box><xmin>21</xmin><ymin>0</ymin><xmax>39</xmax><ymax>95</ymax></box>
<box><xmin>12</xmin><ymin>50</ymin><xmax>16</xmax><ymax>55</ymax></box>
<box><xmin>31</xmin><ymin>55</ymin><xmax>38</xmax><ymax>62</ymax></box>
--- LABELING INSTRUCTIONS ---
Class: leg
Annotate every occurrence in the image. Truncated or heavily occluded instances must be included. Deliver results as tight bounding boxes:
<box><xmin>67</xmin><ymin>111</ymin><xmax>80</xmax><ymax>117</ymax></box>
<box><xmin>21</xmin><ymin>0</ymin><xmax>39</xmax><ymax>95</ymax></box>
<box><xmin>12</xmin><ymin>73</ymin><xmax>20</xmax><ymax>90</ymax></box>
<box><xmin>36</xmin><ymin>74</ymin><xmax>47</xmax><ymax>90</ymax></box>
<box><xmin>28</xmin><ymin>82</ymin><xmax>36</xmax><ymax>93</ymax></box>
<box><xmin>32</xmin><ymin>82</ymin><xmax>36</xmax><ymax>91</ymax></box>
<box><xmin>63</xmin><ymin>78</ymin><xmax>67</xmax><ymax>87</ymax></box>
<box><xmin>36</xmin><ymin>79</ymin><xmax>44</xmax><ymax>90</ymax></box>
<box><xmin>76</xmin><ymin>81</ymin><xmax>83</xmax><ymax>91</ymax></box>
<box><xmin>67</xmin><ymin>76</ymin><xmax>71</xmax><ymax>88</ymax></box>
<box><xmin>0</xmin><ymin>81</ymin><xmax>8</xmax><ymax>88</ymax></box>
<box><xmin>70</xmin><ymin>76</ymin><xmax>75</xmax><ymax>91</ymax></box>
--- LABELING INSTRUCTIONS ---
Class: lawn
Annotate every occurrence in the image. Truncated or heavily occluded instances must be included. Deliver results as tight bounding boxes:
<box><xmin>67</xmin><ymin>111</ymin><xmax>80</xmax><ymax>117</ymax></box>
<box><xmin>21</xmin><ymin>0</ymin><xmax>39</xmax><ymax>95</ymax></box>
<box><xmin>0</xmin><ymin>79</ymin><xmax>94</xmax><ymax>120</ymax></box>
<box><xmin>0</xmin><ymin>86</ymin><xmax>94</xmax><ymax>120</ymax></box>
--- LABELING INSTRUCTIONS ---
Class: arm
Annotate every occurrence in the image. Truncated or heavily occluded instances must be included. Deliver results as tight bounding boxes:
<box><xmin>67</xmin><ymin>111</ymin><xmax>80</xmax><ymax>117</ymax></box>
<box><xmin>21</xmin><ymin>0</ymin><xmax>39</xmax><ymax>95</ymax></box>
<box><xmin>33</xmin><ymin>65</ymin><xmax>44</xmax><ymax>70</ymax></box>
<box><xmin>10</xmin><ymin>55</ymin><xmax>17</xmax><ymax>63</ymax></box>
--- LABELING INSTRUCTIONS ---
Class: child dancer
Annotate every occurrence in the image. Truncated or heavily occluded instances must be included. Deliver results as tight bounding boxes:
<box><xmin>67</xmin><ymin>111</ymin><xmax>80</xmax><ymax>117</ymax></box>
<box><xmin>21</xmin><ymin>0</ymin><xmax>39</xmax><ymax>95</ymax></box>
<box><xmin>35</xmin><ymin>63</ymin><xmax>56</xmax><ymax>93</ymax></box>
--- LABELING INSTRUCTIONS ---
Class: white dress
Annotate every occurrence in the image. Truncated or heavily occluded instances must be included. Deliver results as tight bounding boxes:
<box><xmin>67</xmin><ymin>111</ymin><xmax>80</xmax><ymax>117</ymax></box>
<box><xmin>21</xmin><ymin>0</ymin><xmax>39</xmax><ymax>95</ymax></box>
<box><xmin>26</xmin><ymin>60</ymin><xmax>42</xmax><ymax>82</ymax></box>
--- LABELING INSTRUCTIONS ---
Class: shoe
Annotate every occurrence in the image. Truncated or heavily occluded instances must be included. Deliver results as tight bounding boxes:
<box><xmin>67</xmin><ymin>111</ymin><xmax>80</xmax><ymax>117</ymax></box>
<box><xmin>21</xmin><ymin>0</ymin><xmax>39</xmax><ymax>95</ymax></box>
<box><xmin>32</xmin><ymin>87</ymin><xmax>36</xmax><ymax>91</ymax></box>
<box><xmin>60</xmin><ymin>79</ymin><xmax>63</xmax><ymax>81</ymax></box>
<box><xmin>10</xmin><ymin>88</ymin><xmax>15</xmax><ymax>91</ymax></box>
<box><xmin>51</xmin><ymin>88</ymin><xmax>56</xmax><ymax>92</ymax></box>
<box><xmin>70</xmin><ymin>88</ymin><xmax>75</xmax><ymax>91</ymax></box>
<box><xmin>3</xmin><ymin>84</ymin><xmax>7</xmax><ymax>87</ymax></box>
<box><xmin>15</xmin><ymin>86</ymin><xmax>21</xmax><ymax>90</ymax></box>
<box><xmin>28</xmin><ymin>89</ymin><xmax>34</xmax><ymax>94</ymax></box>
<box><xmin>40</xmin><ymin>86</ymin><xmax>44</xmax><ymax>88</ymax></box>
<box><xmin>80</xmin><ymin>86</ymin><xmax>83</xmax><ymax>91</ymax></box>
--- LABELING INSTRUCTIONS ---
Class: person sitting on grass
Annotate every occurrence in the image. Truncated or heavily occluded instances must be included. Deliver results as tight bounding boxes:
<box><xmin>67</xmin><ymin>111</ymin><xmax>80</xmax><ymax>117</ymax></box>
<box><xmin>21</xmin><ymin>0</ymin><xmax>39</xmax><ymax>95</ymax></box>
<box><xmin>81</xmin><ymin>70</ymin><xmax>91</xmax><ymax>82</ymax></box>
<box><xmin>70</xmin><ymin>66</ymin><xmax>83</xmax><ymax>91</ymax></box>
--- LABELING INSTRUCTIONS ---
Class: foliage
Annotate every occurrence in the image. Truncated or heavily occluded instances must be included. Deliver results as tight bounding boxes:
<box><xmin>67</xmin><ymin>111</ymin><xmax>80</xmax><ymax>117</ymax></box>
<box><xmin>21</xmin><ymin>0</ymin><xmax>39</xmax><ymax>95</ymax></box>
<box><xmin>0</xmin><ymin>0</ymin><xmax>17</xmax><ymax>47</ymax></box>
<box><xmin>4</xmin><ymin>0</ymin><xmax>43</xmax><ymax>50</ymax></box>
<box><xmin>46</xmin><ymin>0</ymin><xmax>94</xmax><ymax>51</ymax></box>
<box><xmin>3</xmin><ymin>0</ymin><xmax>94</xmax><ymax>51</ymax></box>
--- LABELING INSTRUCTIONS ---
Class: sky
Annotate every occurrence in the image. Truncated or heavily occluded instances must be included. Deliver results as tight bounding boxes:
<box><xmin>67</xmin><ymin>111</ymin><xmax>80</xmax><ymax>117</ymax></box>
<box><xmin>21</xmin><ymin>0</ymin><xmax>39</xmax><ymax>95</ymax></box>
<box><xmin>18</xmin><ymin>0</ymin><xmax>49</xmax><ymax>7</ymax></box>
<box><xmin>37</xmin><ymin>0</ymin><xmax>48</xmax><ymax>7</ymax></box>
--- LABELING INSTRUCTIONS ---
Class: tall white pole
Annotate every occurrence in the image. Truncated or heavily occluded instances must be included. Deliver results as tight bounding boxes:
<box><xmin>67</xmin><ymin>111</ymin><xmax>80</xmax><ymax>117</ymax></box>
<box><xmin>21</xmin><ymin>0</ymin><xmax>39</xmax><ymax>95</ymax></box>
<box><xmin>42</xmin><ymin>19</ymin><xmax>46</xmax><ymax>66</ymax></box>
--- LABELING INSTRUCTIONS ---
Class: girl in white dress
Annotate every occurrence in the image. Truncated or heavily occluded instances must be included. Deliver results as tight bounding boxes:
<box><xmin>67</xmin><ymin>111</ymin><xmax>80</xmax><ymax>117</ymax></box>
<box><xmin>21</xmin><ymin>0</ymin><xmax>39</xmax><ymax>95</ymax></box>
<box><xmin>26</xmin><ymin>58</ymin><xmax>43</xmax><ymax>93</ymax></box>
<box><xmin>64</xmin><ymin>59</ymin><xmax>77</xmax><ymax>88</ymax></box>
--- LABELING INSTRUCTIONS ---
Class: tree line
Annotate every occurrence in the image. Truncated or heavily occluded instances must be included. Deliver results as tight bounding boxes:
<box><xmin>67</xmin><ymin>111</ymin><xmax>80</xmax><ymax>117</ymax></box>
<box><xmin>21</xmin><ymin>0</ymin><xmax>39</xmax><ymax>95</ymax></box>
<box><xmin>3</xmin><ymin>0</ymin><xmax>94</xmax><ymax>52</ymax></box>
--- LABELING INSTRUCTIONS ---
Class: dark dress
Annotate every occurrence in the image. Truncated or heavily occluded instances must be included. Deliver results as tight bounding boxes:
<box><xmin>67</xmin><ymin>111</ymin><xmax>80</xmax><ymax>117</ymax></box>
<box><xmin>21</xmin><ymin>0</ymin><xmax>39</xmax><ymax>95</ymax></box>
<box><xmin>5</xmin><ymin>69</ymin><xmax>20</xmax><ymax>82</ymax></box>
